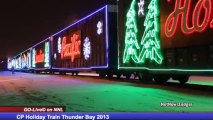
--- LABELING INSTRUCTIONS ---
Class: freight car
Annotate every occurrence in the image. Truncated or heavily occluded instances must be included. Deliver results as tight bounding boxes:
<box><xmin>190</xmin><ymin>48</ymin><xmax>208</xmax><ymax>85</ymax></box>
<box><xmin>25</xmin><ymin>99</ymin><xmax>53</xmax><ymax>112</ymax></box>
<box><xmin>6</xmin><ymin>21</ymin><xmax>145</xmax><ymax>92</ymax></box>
<box><xmin>7</xmin><ymin>48</ymin><xmax>31</xmax><ymax>72</ymax></box>
<box><xmin>30</xmin><ymin>38</ymin><xmax>51</xmax><ymax>72</ymax></box>
<box><xmin>118</xmin><ymin>0</ymin><xmax>213</xmax><ymax>84</ymax></box>
<box><xmin>50</xmin><ymin>5</ymin><xmax>118</xmax><ymax>76</ymax></box>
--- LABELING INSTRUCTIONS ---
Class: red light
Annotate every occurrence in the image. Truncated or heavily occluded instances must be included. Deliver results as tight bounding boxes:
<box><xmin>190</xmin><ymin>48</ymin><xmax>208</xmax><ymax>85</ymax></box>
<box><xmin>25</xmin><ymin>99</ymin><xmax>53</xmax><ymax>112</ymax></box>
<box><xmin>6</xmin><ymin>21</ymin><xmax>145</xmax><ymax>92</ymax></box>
<box><xmin>211</xmin><ymin>19</ymin><xmax>213</xmax><ymax>28</ymax></box>
<box><xmin>192</xmin><ymin>0</ymin><xmax>212</xmax><ymax>32</ymax></box>
<box><xmin>61</xmin><ymin>31</ymin><xmax>81</xmax><ymax>62</ymax></box>
<box><xmin>35</xmin><ymin>49</ymin><xmax>44</xmax><ymax>63</ymax></box>
<box><xmin>165</xmin><ymin>0</ymin><xmax>213</xmax><ymax>38</ymax></box>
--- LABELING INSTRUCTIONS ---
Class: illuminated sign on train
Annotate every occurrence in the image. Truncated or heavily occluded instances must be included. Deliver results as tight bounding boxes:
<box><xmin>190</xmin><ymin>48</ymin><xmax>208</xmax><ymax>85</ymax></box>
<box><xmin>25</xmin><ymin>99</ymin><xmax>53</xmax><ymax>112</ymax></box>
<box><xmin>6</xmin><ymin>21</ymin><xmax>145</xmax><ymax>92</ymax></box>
<box><xmin>165</xmin><ymin>0</ymin><xmax>213</xmax><ymax>38</ymax></box>
<box><xmin>35</xmin><ymin>49</ymin><xmax>45</xmax><ymax>63</ymax></box>
<box><xmin>61</xmin><ymin>31</ymin><xmax>81</xmax><ymax>62</ymax></box>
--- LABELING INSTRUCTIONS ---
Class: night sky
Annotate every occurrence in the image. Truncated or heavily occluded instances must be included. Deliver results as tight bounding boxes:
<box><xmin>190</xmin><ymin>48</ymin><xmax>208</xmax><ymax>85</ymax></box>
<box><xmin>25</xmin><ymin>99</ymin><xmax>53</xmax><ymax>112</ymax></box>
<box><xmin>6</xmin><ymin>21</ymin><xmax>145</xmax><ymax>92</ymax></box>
<box><xmin>0</xmin><ymin>0</ymin><xmax>116</xmax><ymax>60</ymax></box>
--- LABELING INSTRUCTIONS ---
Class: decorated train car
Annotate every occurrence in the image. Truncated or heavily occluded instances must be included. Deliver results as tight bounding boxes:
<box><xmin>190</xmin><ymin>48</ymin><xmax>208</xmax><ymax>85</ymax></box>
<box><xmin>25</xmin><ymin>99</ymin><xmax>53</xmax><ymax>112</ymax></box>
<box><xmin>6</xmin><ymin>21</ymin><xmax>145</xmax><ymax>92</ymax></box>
<box><xmin>50</xmin><ymin>5</ymin><xmax>118</xmax><ymax>76</ymax></box>
<box><xmin>14</xmin><ymin>55</ymin><xmax>22</xmax><ymax>71</ymax></box>
<box><xmin>20</xmin><ymin>49</ymin><xmax>31</xmax><ymax>71</ymax></box>
<box><xmin>31</xmin><ymin>38</ymin><xmax>51</xmax><ymax>72</ymax></box>
<box><xmin>118</xmin><ymin>0</ymin><xmax>213</xmax><ymax>83</ymax></box>
<box><xmin>7</xmin><ymin>59</ymin><xmax>13</xmax><ymax>70</ymax></box>
<box><xmin>7</xmin><ymin>48</ymin><xmax>31</xmax><ymax>71</ymax></box>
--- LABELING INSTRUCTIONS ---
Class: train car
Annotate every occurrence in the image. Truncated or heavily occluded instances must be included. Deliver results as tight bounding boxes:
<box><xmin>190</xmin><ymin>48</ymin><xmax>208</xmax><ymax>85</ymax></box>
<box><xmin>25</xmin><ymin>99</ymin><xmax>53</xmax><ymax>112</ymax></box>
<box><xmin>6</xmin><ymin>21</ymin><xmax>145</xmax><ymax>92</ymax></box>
<box><xmin>14</xmin><ymin>55</ymin><xmax>22</xmax><ymax>71</ymax></box>
<box><xmin>31</xmin><ymin>38</ymin><xmax>51</xmax><ymax>72</ymax></box>
<box><xmin>7</xmin><ymin>48</ymin><xmax>31</xmax><ymax>72</ymax></box>
<box><xmin>7</xmin><ymin>57</ymin><xmax>16</xmax><ymax>70</ymax></box>
<box><xmin>118</xmin><ymin>0</ymin><xmax>213</xmax><ymax>83</ymax></box>
<box><xmin>7</xmin><ymin>59</ymin><xmax>12</xmax><ymax>70</ymax></box>
<box><xmin>50</xmin><ymin>5</ymin><xmax>118</xmax><ymax>76</ymax></box>
<box><xmin>20</xmin><ymin>49</ymin><xmax>31</xmax><ymax>72</ymax></box>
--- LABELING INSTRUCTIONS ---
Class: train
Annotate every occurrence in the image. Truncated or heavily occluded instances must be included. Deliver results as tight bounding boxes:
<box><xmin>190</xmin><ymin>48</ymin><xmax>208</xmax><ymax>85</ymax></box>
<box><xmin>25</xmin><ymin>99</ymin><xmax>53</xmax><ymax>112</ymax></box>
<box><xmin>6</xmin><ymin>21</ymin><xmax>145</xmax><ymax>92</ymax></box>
<box><xmin>8</xmin><ymin>0</ymin><xmax>213</xmax><ymax>84</ymax></box>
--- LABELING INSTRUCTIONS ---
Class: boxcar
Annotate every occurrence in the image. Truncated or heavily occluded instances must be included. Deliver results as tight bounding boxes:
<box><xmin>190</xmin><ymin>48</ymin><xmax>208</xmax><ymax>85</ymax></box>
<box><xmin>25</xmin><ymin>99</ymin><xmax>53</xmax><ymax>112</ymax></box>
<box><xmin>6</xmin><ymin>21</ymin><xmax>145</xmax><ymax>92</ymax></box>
<box><xmin>50</xmin><ymin>5</ymin><xmax>118</xmax><ymax>76</ymax></box>
<box><xmin>14</xmin><ymin>55</ymin><xmax>22</xmax><ymax>71</ymax></box>
<box><xmin>20</xmin><ymin>49</ymin><xmax>31</xmax><ymax>72</ymax></box>
<box><xmin>31</xmin><ymin>38</ymin><xmax>51</xmax><ymax>72</ymax></box>
<box><xmin>118</xmin><ymin>0</ymin><xmax>213</xmax><ymax>83</ymax></box>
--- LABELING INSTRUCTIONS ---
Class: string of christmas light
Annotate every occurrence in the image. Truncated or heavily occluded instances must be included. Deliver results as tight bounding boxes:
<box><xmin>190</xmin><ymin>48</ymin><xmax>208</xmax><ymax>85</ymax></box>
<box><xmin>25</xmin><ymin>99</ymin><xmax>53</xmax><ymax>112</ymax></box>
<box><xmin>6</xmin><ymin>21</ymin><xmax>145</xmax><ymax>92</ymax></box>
<box><xmin>123</xmin><ymin>0</ymin><xmax>140</xmax><ymax>63</ymax></box>
<box><xmin>58</xmin><ymin>37</ymin><xmax>62</xmax><ymax>53</ymax></box>
<box><xmin>97</xmin><ymin>21</ymin><xmax>103</xmax><ymax>35</ymax></box>
<box><xmin>139</xmin><ymin>0</ymin><xmax>163</xmax><ymax>64</ymax></box>
<box><xmin>138</xmin><ymin>0</ymin><xmax>145</xmax><ymax>17</ymax></box>
<box><xmin>83</xmin><ymin>37</ymin><xmax>91</xmax><ymax>60</ymax></box>
<box><xmin>32</xmin><ymin>48</ymin><xmax>36</xmax><ymax>67</ymax></box>
<box><xmin>44</xmin><ymin>42</ymin><xmax>50</xmax><ymax>67</ymax></box>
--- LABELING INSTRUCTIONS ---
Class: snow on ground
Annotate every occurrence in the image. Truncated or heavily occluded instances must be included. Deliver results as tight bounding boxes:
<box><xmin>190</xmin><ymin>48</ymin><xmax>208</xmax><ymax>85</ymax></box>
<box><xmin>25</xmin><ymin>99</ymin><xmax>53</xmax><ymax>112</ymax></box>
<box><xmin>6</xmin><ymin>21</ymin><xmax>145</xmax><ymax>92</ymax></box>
<box><xmin>0</xmin><ymin>71</ymin><xmax>213</xmax><ymax>112</ymax></box>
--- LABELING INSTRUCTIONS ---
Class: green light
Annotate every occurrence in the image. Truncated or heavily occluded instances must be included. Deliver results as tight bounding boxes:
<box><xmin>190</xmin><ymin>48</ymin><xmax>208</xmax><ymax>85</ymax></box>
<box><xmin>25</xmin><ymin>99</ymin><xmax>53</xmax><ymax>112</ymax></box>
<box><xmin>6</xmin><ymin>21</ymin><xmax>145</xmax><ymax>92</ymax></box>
<box><xmin>44</xmin><ymin>42</ymin><xmax>50</xmax><ymax>67</ymax></box>
<box><xmin>122</xmin><ymin>0</ymin><xmax>163</xmax><ymax>65</ymax></box>
<box><xmin>139</xmin><ymin>0</ymin><xmax>163</xmax><ymax>64</ymax></box>
<box><xmin>123</xmin><ymin>0</ymin><xmax>140</xmax><ymax>64</ymax></box>
<box><xmin>118</xmin><ymin>66</ymin><xmax>213</xmax><ymax>72</ymax></box>
<box><xmin>32</xmin><ymin>48</ymin><xmax>36</xmax><ymax>68</ymax></box>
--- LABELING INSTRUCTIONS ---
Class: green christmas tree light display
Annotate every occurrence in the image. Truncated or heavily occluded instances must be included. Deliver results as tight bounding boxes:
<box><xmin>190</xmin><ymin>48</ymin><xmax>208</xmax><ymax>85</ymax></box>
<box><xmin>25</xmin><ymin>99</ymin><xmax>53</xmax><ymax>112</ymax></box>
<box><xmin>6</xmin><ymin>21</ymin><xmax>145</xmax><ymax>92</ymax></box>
<box><xmin>123</xmin><ymin>0</ymin><xmax>140</xmax><ymax>63</ymax></box>
<box><xmin>44</xmin><ymin>42</ymin><xmax>50</xmax><ymax>67</ymax></box>
<box><xmin>139</xmin><ymin>0</ymin><xmax>163</xmax><ymax>64</ymax></box>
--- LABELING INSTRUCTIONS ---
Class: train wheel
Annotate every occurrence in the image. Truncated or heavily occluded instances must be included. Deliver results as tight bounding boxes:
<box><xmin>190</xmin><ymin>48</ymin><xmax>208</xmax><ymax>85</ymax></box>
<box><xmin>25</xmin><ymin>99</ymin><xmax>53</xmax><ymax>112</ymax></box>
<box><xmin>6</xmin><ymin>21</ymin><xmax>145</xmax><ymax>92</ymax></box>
<box><xmin>139</xmin><ymin>74</ymin><xmax>153</xmax><ymax>83</ymax></box>
<box><xmin>107</xmin><ymin>73</ymin><xmax>113</xmax><ymax>78</ymax></box>
<box><xmin>59</xmin><ymin>72</ymin><xmax>64</xmax><ymax>75</ymax></box>
<box><xmin>154</xmin><ymin>75</ymin><xmax>169</xmax><ymax>84</ymax></box>
<box><xmin>138</xmin><ymin>73</ymin><xmax>143</xmax><ymax>81</ymax></box>
<box><xmin>178</xmin><ymin>76</ymin><xmax>189</xmax><ymax>84</ymax></box>
<box><xmin>116</xmin><ymin>74</ymin><xmax>121</xmax><ymax>79</ymax></box>
<box><xmin>99</xmin><ymin>73</ymin><xmax>106</xmax><ymax>78</ymax></box>
<box><xmin>125</xmin><ymin>73</ymin><xmax>131</xmax><ymax>79</ymax></box>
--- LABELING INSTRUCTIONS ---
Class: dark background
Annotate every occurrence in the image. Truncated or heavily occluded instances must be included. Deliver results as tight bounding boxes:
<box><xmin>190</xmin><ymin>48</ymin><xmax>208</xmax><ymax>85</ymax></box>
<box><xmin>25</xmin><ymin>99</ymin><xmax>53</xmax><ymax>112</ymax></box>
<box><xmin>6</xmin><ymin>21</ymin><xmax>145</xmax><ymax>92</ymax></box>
<box><xmin>0</xmin><ymin>0</ymin><xmax>116</xmax><ymax>62</ymax></box>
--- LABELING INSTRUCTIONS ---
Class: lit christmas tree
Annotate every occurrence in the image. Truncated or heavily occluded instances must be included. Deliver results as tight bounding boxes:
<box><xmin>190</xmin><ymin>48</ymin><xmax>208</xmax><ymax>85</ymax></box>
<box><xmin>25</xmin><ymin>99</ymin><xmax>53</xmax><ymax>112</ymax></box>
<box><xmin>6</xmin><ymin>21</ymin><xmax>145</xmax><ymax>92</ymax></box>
<box><xmin>139</xmin><ymin>0</ymin><xmax>163</xmax><ymax>64</ymax></box>
<box><xmin>123</xmin><ymin>0</ymin><xmax>140</xmax><ymax>63</ymax></box>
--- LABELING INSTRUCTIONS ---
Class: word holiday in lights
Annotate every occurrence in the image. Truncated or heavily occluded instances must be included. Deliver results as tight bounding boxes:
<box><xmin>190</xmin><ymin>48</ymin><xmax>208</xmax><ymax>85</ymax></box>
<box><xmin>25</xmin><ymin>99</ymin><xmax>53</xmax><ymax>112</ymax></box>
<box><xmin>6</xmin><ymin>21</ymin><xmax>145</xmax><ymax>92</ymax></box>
<box><xmin>165</xmin><ymin>0</ymin><xmax>213</xmax><ymax>38</ymax></box>
<box><xmin>61</xmin><ymin>31</ymin><xmax>81</xmax><ymax>62</ymax></box>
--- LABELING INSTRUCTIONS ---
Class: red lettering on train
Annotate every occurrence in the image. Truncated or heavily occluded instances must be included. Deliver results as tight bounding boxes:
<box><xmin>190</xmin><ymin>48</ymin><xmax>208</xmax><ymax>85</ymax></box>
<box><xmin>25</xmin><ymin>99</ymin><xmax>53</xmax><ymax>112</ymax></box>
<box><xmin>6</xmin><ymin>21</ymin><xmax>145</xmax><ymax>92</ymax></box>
<box><xmin>165</xmin><ymin>0</ymin><xmax>213</xmax><ymax>38</ymax></box>
<box><xmin>35</xmin><ymin>49</ymin><xmax>44</xmax><ymax>63</ymax></box>
<box><xmin>61</xmin><ymin>33</ymin><xmax>81</xmax><ymax>62</ymax></box>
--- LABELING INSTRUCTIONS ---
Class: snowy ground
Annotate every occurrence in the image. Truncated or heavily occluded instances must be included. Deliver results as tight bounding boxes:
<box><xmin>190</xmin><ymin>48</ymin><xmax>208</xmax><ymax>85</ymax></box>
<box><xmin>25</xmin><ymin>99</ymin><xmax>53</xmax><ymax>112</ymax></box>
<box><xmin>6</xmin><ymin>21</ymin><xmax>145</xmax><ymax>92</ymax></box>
<box><xmin>0</xmin><ymin>71</ymin><xmax>213</xmax><ymax>112</ymax></box>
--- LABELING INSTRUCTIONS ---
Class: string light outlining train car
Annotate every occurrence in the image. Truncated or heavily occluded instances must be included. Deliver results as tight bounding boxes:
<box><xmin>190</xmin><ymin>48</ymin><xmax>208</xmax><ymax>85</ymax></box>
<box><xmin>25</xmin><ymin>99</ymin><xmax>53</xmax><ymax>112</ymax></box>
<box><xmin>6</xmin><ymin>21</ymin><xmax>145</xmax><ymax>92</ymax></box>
<box><xmin>118</xmin><ymin>0</ymin><xmax>213</xmax><ymax>84</ymax></box>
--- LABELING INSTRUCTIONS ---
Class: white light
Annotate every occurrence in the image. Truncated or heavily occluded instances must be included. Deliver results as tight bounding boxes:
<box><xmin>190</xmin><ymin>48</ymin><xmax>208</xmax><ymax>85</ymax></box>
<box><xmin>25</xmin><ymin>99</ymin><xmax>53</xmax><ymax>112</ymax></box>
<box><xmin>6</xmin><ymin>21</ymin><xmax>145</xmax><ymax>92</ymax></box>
<box><xmin>58</xmin><ymin>37</ymin><xmax>62</xmax><ymax>53</ymax></box>
<box><xmin>138</xmin><ymin>0</ymin><xmax>145</xmax><ymax>17</ymax></box>
<box><xmin>28</xmin><ymin>52</ymin><xmax>31</xmax><ymax>68</ymax></box>
<box><xmin>54</xmin><ymin>53</ymin><xmax>57</xmax><ymax>60</ymax></box>
<box><xmin>83</xmin><ymin>37</ymin><xmax>91</xmax><ymax>60</ymax></box>
<box><xmin>97</xmin><ymin>21</ymin><xmax>103</xmax><ymax>35</ymax></box>
<box><xmin>32</xmin><ymin>48</ymin><xmax>36</xmax><ymax>68</ymax></box>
